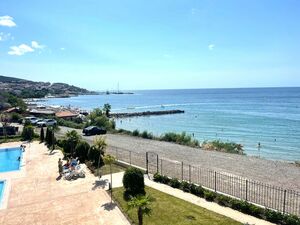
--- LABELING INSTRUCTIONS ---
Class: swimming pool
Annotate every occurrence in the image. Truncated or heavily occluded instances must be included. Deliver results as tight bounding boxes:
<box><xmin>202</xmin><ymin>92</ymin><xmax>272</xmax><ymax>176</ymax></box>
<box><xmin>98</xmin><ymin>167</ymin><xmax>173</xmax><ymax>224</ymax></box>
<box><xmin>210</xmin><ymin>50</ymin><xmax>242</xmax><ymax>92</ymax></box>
<box><xmin>0</xmin><ymin>147</ymin><xmax>22</xmax><ymax>173</ymax></box>
<box><xmin>0</xmin><ymin>181</ymin><xmax>4</xmax><ymax>204</ymax></box>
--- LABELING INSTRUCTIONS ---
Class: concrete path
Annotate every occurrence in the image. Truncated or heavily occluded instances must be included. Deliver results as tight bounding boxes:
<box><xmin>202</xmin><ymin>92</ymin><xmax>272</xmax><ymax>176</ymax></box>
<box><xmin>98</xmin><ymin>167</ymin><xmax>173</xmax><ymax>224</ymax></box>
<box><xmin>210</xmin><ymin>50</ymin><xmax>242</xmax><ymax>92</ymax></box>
<box><xmin>0</xmin><ymin>142</ymin><xmax>130</xmax><ymax>225</ymax></box>
<box><xmin>102</xmin><ymin>172</ymin><xmax>275</xmax><ymax>225</ymax></box>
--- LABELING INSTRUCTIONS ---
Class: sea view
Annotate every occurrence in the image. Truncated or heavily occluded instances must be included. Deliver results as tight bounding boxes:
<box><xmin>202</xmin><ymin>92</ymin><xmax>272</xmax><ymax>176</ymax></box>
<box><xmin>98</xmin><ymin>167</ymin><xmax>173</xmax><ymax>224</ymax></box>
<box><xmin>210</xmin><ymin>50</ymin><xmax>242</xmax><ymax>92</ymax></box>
<box><xmin>40</xmin><ymin>87</ymin><xmax>300</xmax><ymax>161</ymax></box>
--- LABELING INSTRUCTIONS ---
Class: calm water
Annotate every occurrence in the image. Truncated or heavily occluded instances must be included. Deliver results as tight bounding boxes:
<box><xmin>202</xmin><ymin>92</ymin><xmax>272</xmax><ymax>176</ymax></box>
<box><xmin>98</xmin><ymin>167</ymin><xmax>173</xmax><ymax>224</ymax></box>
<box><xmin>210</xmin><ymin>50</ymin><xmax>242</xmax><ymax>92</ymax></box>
<box><xmin>41</xmin><ymin>88</ymin><xmax>300</xmax><ymax>161</ymax></box>
<box><xmin>0</xmin><ymin>147</ymin><xmax>22</xmax><ymax>173</ymax></box>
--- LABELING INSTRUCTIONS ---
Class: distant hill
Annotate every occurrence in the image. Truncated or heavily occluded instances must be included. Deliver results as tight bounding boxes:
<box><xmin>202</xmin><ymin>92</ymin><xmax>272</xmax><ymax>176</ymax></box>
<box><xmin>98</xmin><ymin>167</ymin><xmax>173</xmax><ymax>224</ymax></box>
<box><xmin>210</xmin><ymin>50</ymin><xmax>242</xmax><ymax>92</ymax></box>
<box><xmin>0</xmin><ymin>75</ymin><xmax>95</xmax><ymax>99</ymax></box>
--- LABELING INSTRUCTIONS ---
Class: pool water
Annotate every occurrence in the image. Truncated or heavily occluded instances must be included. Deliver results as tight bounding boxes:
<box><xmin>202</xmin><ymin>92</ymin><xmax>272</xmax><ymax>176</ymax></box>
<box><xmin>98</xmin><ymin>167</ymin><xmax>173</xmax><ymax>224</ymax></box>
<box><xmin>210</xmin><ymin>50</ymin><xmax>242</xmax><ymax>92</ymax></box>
<box><xmin>0</xmin><ymin>181</ymin><xmax>4</xmax><ymax>203</ymax></box>
<box><xmin>0</xmin><ymin>147</ymin><xmax>22</xmax><ymax>173</ymax></box>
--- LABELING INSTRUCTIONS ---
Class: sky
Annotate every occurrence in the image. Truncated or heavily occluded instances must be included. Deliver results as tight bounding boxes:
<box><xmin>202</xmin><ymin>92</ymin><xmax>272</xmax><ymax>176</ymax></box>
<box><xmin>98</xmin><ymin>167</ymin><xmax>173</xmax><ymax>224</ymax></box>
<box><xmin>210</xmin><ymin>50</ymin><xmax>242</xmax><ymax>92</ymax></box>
<box><xmin>0</xmin><ymin>0</ymin><xmax>300</xmax><ymax>91</ymax></box>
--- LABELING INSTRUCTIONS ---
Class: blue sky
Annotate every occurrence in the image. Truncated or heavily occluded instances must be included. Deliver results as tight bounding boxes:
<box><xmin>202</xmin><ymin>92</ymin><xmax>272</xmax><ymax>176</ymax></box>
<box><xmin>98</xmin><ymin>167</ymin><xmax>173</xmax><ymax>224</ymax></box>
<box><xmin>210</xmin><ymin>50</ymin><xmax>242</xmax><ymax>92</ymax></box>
<box><xmin>0</xmin><ymin>0</ymin><xmax>299</xmax><ymax>90</ymax></box>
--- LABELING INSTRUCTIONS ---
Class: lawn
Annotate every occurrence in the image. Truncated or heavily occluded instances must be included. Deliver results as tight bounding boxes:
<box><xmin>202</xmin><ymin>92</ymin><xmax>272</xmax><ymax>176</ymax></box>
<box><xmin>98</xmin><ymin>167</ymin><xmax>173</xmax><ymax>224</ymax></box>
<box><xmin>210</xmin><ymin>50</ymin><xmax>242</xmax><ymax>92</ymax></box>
<box><xmin>99</xmin><ymin>163</ymin><xmax>126</xmax><ymax>176</ymax></box>
<box><xmin>113</xmin><ymin>186</ymin><xmax>242</xmax><ymax>225</ymax></box>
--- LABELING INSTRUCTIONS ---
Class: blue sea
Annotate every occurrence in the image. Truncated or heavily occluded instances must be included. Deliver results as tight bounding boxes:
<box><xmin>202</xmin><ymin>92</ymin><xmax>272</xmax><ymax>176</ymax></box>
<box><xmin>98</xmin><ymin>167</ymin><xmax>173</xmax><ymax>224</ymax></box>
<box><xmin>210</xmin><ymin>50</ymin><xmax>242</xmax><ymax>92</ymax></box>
<box><xmin>40</xmin><ymin>87</ymin><xmax>300</xmax><ymax>161</ymax></box>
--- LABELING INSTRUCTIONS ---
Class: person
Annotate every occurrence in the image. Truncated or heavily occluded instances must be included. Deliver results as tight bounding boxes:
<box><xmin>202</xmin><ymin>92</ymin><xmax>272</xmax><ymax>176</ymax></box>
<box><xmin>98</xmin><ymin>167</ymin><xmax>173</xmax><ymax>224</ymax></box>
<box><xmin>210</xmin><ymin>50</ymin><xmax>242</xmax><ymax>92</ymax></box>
<box><xmin>63</xmin><ymin>158</ymin><xmax>70</xmax><ymax>169</ymax></box>
<box><xmin>58</xmin><ymin>158</ymin><xmax>63</xmax><ymax>176</ymax></box>
<box><xmin>17</xmin><ymin>156</ymin><xmax>21</xmax><ymax>161</ymax></box>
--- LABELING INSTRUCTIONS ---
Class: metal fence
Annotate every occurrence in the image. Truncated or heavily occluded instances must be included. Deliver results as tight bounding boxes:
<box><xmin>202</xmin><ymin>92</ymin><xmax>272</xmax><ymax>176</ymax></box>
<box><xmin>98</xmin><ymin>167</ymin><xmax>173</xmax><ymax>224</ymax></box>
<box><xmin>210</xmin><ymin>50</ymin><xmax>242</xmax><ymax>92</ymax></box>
<box><xmin>107</xmin><ymin>145</ymin><xmax>300</xmax><ymax>216</ymax></box>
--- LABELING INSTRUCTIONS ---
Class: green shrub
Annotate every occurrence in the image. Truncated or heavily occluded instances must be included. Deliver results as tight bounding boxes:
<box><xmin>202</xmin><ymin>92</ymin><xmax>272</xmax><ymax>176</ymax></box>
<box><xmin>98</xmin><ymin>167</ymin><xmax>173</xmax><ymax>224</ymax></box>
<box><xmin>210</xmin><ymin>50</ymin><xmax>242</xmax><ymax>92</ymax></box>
<box><xmin>57</xmin><ymin>119</ymin><xmax>84</xmax><ymax>129</ymax></box>
<box><xmin>190</xmin><ymin>185</ymin><xmax>205</xmax><ymax>198</ymax></box>
<box><xmin>132</xmin><ymin>129</ymin><xmax>140</xmax><ymax>136</ymax></box>
<box><xmin>230</xmin><ymin>199</ymin><xmax>243</xmax><ymax>210</ymax></box>
<box><xmin>248</xmin><ymin>204</ymin><xmax>264</xmax><ymax>218</ymax></box>
<box><xmin>204</xmin><ymin>191</ymin><xmax>217</xmax><ymax>202</ymax></box>
<box><xmin>153</xmin><ymin>173</ymin><xmax>163</xmax><ymax>183</ymax></box>
<box><xmin>203</xmin><ymin>140</ymin><xmax>244</xmax><ymax>154</ymax></box>
<box><xmin>123</xmin><ymin>167</ymin><xmax>145</xmax><ymax>200</ymax></box>
<box><xmin>181</xmin><ymin>181</ymin><xmax>191</xmax><ymax>192</ymax></box>
<box><xmin>215</xmin><ymin>195</ymin><xmax>231</xmax><ymax>207</ymax></box>
<box><xmin>11</xmin><ymin>112</ymin><xmax>22</xmax><ymax>122</ymax></box>
<box><xmin>264</xmin><ymin>209</ymin><xmax>284</xmax><ymax>224</ymax></box>
<box><xmin>169</xmin><ymin>178</ymin><xmax>181</xmax><ymax>188</ymax></box>
<box><xmin>40</xmin><ymin>127</ymin><xmax>45</xmax><ymax>143</ymax></box>
<box><xmin>283</xmin><ymin>214</ymin><xmax>300</xmax><ymax>225</ymax></box>
<box><xmin>141</xmin><ymin>130</ymin><xmax>153</xmax><ymax>139</ymax></box>
<box><xmin>75</xmin><ymin>141</ymin><xmax>90</xmax><ymax>162</ymax></box>
<box><xmin>21</xmin><ymin>125</ymin><xmax>34</xmax><ymax>141</ymax></box>
<box><xmin>161</xmin><ymin>175</ymin><xmax>171</xmax><ymax>184</ymax></box>
<box><xmin>160</xmin><ymin>132</ymin><xmax>199</xmax><ymax>147</ymax></box>
<box><xmin>87</xmin><ymin>146</ymin><xmax>103</xmax><ymax>167</ymax></box>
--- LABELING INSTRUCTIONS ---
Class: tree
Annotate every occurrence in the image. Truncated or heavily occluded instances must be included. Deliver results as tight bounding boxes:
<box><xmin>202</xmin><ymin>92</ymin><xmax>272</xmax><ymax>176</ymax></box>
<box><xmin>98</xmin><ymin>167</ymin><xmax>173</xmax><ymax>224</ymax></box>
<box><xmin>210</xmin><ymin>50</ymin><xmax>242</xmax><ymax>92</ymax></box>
<box><xmin>40</xmin><ymin>127</ymin><xmax>45</xmax><ymax>143</ymax></box>
<box><xmin>45</xmin><ymin>127</ymin><xmax>50</xmax><ymax>144</ymax></box>
<box><xmin>21</xmin><ymin>125</ymin><xmax>34</xmax><ymax>141</ymax></box>
<box><xmin>65</xmin><ymin>130</ymin><xmax>81</xmax><ymax>156</ymax></box>
<box><xmin>75</xmin><ymin>141</ymin><xmax>90</xmax><ymax>162</ymax></box>
<box><xmin>123</xmin><ymin>167</ymin><xmax>145</xmax><ymax>200</ymax></box>
<box><xmin>103</xmin><ymin>154</ymin><xmax>116</xmax><ymax>203</ymax></box>
<box><xmin>127</xmin><ymin>195</ymin><xmax>152</xmax><ymax>225</ymax></box>
<box><xmin>93</xmin><ymin>136</ymin><xmax>107</xmax><ymax>176</ymax></box>
<box><xmin>103</xmin><ymin>103</ymin><xmax>111</xmax><ymax>117</ymax></box>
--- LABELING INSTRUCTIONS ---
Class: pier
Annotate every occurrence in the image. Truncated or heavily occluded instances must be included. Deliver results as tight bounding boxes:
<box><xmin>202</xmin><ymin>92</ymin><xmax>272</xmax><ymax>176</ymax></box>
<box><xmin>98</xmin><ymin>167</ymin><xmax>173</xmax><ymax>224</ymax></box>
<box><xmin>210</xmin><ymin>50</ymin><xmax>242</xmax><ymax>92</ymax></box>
<box><xmin>110</xmin><ymin>109</ymin><xmax>184</xmax><ymax>118</ymax></box>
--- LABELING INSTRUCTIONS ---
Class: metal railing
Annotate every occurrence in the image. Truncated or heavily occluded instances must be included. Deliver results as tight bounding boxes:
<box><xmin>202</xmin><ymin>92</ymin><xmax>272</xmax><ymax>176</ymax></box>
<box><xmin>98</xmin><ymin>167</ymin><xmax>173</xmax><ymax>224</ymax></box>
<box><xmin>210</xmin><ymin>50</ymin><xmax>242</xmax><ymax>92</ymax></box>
<box><xmin>107</xmin><ymin>145</ymin><xmax>300</xmax><ymax>216</ymax></box>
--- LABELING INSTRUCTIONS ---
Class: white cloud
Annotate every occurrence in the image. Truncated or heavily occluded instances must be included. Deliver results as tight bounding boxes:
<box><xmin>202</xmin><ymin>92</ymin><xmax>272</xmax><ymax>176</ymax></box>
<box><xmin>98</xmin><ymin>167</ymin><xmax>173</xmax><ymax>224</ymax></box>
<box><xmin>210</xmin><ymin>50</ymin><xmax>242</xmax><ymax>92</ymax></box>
<box><xmin>0</xmin><ymin>32</ymin><xmax>12</xmax><ymax>41</ymax></box>
<box><xmin>8</xmin><ymin>44</ymin><xmax>34</xmax><ymax>56</ymax></box>
<box><xmin>208</xmin><ymin>44</ymin><xmax>215</xmax><ymax>50</ymax></box>
<box><xmin>60</xmin><ymin>47</ymin><xmax>65</xmax><ymax>51</ymax></box>
<box><xmin>0</xmin><ymin>16</ymin><xmax>16</xmax><ymax>27</ymax></box>
<box><xmin>31</xmin><ymin>41</ymin><xmax>45</xmax><ymax>49</ymax></box>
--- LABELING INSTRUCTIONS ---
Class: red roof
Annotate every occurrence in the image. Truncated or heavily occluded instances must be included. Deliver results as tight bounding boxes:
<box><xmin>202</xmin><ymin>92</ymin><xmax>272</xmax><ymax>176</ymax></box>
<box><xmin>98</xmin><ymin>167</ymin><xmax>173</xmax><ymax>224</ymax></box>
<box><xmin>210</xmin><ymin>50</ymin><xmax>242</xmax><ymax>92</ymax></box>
<box><xmin>55</xmin><ymin>111</ymin><xmax>78</xmax><ymax>118</ymax></box>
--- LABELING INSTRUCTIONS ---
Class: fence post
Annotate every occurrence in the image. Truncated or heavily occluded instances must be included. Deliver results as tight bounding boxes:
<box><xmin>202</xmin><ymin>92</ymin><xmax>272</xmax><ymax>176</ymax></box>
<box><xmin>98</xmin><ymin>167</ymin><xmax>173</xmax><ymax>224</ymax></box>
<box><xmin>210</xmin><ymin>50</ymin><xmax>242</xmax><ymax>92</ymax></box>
<box><xmin>246</xmin><ymin>180</ymin><xmax>248</xmax><ymax>201</ymax></box>
<box><xmin>115</xmin><ymin>148</ymin><xmax>118</xmax><ymax>160</ymax></box>
<box><xmin>189</xmin><ymin>165</ymin><xmax>191</xmax><ymax>183</ymax></box>
<box><xmin>283</xmin><ymin>189</ymin><xmax>287</xmax><ymax>214</ymax></box>
<box><xmin>129</xmin><ymin>151</ymin><xmax>132</xmax><ymax>166</ymax></box>
<box><xmin>160</xmin><ymin>159</ymin><xmax>163</xmax><ymax>175</ymax></box>
<box><xmin>146</xmin><ymin>152</ymin><xmax>149</xmax><ymax>174</ymax></box>
<box><xmin>156</xmin><ymin>154</ymin><xmax>159</xmax><ymax>174</ymax></box>
<box><xmin>214</xmin><ymin>171</ymin><xmax>217</xmax><ymax>192</ymax></box>
<box><xmin>181</xmin><ymin>162</ymin><xmax>184</xmax><ymax>181</ymax></box>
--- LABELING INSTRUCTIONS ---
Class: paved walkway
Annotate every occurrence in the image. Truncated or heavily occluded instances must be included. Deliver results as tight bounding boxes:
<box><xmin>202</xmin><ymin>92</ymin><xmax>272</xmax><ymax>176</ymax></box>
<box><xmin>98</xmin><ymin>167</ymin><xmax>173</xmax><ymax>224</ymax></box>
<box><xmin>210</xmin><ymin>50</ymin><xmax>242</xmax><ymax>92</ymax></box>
<box><xmin>102</xmin><ymin>172</ymin><xmax>275</xmax><ymax>225</ymax></box>
<box><xmin>0</xmin><ymin>142</ymin><xmax>130</xmax><ymax>225</ymax></box>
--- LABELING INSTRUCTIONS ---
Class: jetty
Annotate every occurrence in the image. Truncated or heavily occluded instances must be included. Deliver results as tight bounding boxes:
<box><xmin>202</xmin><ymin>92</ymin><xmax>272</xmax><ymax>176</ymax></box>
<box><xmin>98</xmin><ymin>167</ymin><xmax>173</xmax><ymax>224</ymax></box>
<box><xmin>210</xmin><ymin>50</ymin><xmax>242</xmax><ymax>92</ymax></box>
<box><xmin>110</xmin><ymin>109</ymin><xmax>184</xmax><ymax>118</ymax></box>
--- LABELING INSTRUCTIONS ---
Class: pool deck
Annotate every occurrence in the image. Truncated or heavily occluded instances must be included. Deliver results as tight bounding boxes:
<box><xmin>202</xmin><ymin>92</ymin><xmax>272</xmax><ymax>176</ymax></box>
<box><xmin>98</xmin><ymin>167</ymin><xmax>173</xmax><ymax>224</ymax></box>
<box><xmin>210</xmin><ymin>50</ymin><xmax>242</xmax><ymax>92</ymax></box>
<box><xmin>0</xmin><ymin>141</ymin><xmax>130</xmax><ymax>225</ymax></box>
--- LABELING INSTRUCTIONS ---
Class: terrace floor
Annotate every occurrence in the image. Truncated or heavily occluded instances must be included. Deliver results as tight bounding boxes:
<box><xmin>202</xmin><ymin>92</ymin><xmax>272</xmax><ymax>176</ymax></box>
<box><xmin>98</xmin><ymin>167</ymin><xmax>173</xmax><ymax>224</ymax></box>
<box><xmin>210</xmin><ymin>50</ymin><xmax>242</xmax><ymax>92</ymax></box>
<box><xmin>0</xmin><ymin>141</ymin><xmax>130</xmax><ymax>225</ymax></box>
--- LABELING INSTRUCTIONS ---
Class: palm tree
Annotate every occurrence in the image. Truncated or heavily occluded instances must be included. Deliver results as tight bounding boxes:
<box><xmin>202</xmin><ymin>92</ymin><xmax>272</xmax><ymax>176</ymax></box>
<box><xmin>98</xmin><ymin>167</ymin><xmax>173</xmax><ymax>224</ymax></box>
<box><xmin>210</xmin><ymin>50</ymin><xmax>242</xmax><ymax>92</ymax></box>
<box><xmin>103</xmin><ymin>154</ymin><xmax>116</xmax><ymax>202</ymax></box>
<box><xmin>93</xmin><ymin>136</ymin><xmax>107</xmax><ymax>177</ymax></box>
<box><xmin>128</xmin><ymin>195</ymin><xmax>152</xmax><ymax>225</ymax></box>
<box><xmin>103</xmin><ymin>103</ymin><xmax>111</xmax><ymax>117</ymax></box>
<box><xmin>65</xmin><ymin>130</ymin><xmax>81</xmax><ymax>156</ymax></box>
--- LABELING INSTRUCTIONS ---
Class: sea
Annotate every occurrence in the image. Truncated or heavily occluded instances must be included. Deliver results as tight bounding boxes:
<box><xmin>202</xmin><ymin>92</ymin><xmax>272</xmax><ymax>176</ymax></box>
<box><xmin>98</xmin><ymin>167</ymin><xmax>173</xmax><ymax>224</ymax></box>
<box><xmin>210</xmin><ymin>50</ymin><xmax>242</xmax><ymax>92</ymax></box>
<box><xmin>39</xmin><ymin>87</ymin><xmax>300</xmax><ymax>162</ymax></box>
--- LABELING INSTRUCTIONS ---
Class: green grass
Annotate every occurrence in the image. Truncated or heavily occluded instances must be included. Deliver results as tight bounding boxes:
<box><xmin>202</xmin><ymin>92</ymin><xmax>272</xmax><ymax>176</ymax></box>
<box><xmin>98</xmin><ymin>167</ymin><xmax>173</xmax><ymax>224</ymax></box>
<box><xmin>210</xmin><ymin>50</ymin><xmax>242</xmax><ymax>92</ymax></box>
<box><xmin>96</xmin><ymin>163</ymin><xmax>126</xmax><ymax>176</ymax></box>
<box><xmin>113</xmin><ymin>186</ymin><xmax>242</xmax><ymax>225</ymax></box>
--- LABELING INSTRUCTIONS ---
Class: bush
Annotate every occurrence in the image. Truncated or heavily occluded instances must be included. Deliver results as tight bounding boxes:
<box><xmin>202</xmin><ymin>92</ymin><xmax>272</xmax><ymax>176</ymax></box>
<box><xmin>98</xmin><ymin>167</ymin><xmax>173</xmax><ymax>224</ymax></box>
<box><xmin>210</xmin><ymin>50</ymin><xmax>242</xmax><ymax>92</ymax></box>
<box><xmin>215</xmin><ymin>195</ymin><xmax>231</xmax><ymax>207</ymax></box>
<box><xmin>161</xmin><ymin>175</ymin><xmax>171</xmax><ymax>184</ymax></box>
<box><xmin>181</xmin><ymin>181</ymin><xmax>191</xmax><ymax>192</ymax></box>
<box><xmin>57</xmin><ymin>119</ymin><xmax>84</xmax><ymax>129</ymax></box>
<box><xmin>11</xmin><ymin>113</ymin><xmax>22</xmax><ymax>122</ymax></box>
<box><xmin>169</xmin><ymin>178</ymin><xmax>181</xmax><ymax>188</ymax></box>
<box><xmin>132</xmin><ymin>129</ymin><xmax>140</xmax><ymax>136</ymax></box>
<box><xmin>153</xmin><ymin>173</ymin><xmax>163</xmax><ymax>182</ymax></box>
<box><xmin>75</xmin><ymin>141</ymin><xmax>90</xmax><ymax>162</ymax></box>
<box><xmin>160</xmin><ymin>132</ymin><xmax>199</xmax><ymax>147</ymax></box>
<box><xmin>21</xmin><ymin>125</ymin><xmax>34</xmax><ymax>141</ymax></box>
<box><xmin>123</xmin><ymin>167</ymin><xmax>145</xmax><ymax>200</ymax></box>
<box><xmin>204</xmin><ymin>191</ymin><xmax>217</xmax><ymax>202</ymax></box>
<box><xmin>141</xmin><ymin>130</ymin><xmax>153</xmax><ymax>139</ymax></box>
<box><xmin>264</xmin><ymin>209</ymin><xmax>285</xmax><ymax>224</ymax></box>
<box><xmin>87</xmin><ymin>146</ymin><xmax>103</xmax><ymax>167</ymax></box>
<box><xmin>283</xmin><ymin>214</ymin><xmax>300</xmax><ymax>225</ymax></box>
<box><xmin>190</xmin><ymin>185</ymin><xmax>205</xmax><ymax>198</ymax></box>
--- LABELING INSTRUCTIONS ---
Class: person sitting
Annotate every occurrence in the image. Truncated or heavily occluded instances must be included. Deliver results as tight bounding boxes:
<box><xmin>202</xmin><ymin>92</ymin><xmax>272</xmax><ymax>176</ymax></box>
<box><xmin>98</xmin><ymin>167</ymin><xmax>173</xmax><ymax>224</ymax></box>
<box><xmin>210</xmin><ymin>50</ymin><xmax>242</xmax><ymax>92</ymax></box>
<box><xmin>63</xmin><ymin>159</ymin><xmax>70</xmax><ymax>169</ymax></box>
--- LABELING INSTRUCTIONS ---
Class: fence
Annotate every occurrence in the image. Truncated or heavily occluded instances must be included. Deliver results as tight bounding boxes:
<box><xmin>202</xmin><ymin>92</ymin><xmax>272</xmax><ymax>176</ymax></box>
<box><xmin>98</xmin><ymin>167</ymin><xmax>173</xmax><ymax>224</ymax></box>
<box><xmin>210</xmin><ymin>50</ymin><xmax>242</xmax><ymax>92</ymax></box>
<box><xmin>107</xmin><ymin>145</ymin><xmax>300</xmax><ymax>216</ymax></box>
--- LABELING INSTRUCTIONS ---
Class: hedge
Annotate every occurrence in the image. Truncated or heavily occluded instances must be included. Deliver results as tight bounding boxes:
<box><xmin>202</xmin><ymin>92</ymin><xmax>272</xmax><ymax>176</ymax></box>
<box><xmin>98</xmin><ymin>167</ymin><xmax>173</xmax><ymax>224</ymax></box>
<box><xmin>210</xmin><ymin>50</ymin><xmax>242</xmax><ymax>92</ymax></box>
<box><xmin>153</xmin><ymin>173</ymin><xmax>300</xmax><ymax>225</ymax></box>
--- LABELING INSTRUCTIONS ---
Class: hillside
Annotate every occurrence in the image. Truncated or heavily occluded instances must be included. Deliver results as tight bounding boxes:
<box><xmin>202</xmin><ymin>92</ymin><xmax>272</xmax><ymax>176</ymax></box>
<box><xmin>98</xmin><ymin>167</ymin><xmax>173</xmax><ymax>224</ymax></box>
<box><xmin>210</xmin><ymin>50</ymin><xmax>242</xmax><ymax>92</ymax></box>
<box><xmin>0</xmin><ymin>75</ymin><xmax>95</xmax><ymax>98</ymax></box>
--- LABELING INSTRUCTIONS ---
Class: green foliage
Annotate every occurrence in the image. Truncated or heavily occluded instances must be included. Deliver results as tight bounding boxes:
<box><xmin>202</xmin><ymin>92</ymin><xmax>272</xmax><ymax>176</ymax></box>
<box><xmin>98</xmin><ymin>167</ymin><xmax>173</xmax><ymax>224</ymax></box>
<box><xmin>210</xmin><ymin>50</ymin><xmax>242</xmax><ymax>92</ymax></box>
<box><xmin>127</xmin><ymin>194</ymin><xmax>153</xmax><ymax>225</ymax></box>
<box><xmin>203</xmin><ymin>140</ymin><xmax>244</xmax><ymax>154</ymax></box>
<box><xmin>87</xmin><ymin>107</ymin><xmax>115</xmax><ymax>130</ymax></box>
<box><xmin>204</xmin><ymin>191</ymin><xmax>217</xmax><ymax>202</ymax></box>
<box><xmin>87</xmin><ymin>146</ymin><xmax>104</xmax><ymax>166</ymax></box>
<box><xmin>11</xmin><ymin>113</ymin><xmax>22</xmax><ymax>122</ymax></box>
<box><xmin>75</xmin><ymin>141</ymin><xmax>90</xmax><ymax>162</ymax></box>
<box><xmin>132</xmin><ymin>129</ymin><xmax>140</xmax><ymax>136</ymax></box>
<box><xmin>61</xmin><ymin>130</ymin><xmax>81</xmax><ymax>155</ymax></box>
<box><xmin>0</xmin><ymin>91</ymin><xmax>26</xmax><ymax>111</ymax></box>
<box><xmin>141</xmin><ymin>130</ymin><xmax>153</xmax><ymax>139</ymax></box>
<box><xmin>21</xmin><ymin>125</ymin><xmax>34</xmax><ymax>141</ymax></box>
<box><xmin>103</xmin><ymin>103</ymin><xmax>111</xmax><ymax>117</ymax></box>
<box><xmin>160</xmin><ymin>132</ymin><xmax>199</xmax><ymax>147</ymax></box>
<box><xmin>190</xmin><ymin>184</ymin><xmax>204</xmax><ymax>198</ymax></box>
<box><xmin>181</xmin><ymin>181</ymin><xmax>191</xmax><ymax>192</ymax></box>
<box><xmin>57</xmin><ymin>118</ymin><xmax>84</xmax><ymax>129</ymax></box>
<box><xmin>169</xmin><ymin>178</ymin><xmax>181</xmax><ymax>188</ymax></box>
<box><xmin>123</xmin><ymin>167</ymin><xmax>145</xmax><ymax>199</ymax></box>
<box><xmin>40</xmin><ymin>127</ymin><xmax>45</xmax><ymax>142</ymax></box>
